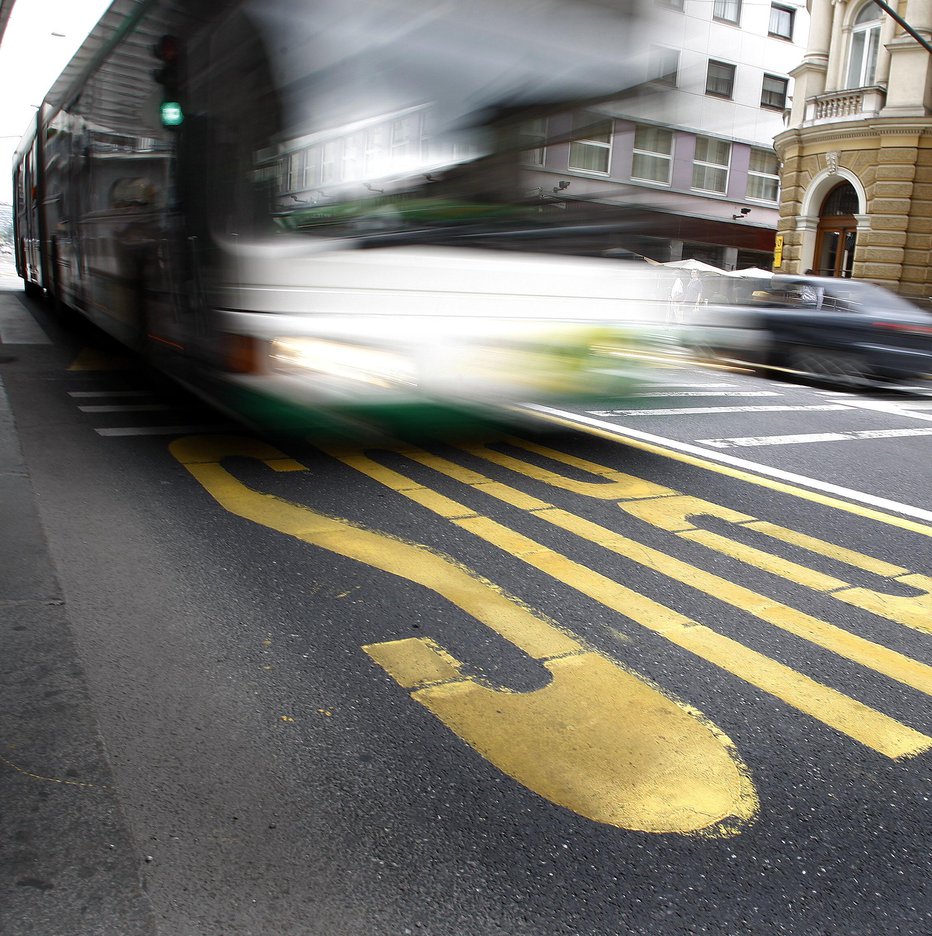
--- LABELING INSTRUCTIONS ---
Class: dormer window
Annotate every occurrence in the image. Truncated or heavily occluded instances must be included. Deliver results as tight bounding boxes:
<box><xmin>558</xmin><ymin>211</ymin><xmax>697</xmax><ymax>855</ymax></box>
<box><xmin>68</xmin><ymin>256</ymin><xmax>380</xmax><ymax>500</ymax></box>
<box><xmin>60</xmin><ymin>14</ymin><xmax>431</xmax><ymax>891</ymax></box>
<box><xmin>846</xmin><ymin>3</ymin><xmax>882</xmax><ymax>89</ymax></box>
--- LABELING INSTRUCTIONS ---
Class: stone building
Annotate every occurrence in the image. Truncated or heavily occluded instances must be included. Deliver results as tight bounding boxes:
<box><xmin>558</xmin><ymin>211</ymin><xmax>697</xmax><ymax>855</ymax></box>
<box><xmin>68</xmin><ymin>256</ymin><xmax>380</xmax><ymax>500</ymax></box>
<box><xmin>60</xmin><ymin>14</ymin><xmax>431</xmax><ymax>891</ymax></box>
<box><xmin>775</xmin><ymin>0</ymin><xmax>932</xmax><ymax>299</ymax></box>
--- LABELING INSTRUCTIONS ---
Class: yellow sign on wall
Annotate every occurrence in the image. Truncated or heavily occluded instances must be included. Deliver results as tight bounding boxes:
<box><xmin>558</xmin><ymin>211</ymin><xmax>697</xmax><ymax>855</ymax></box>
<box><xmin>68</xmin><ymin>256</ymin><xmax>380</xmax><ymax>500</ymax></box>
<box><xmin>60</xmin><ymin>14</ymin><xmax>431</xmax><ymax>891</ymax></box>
<box><xmin>773</xmin><ymin>234</ymin><xmax>784</xmax><ymax>268</ymax></box>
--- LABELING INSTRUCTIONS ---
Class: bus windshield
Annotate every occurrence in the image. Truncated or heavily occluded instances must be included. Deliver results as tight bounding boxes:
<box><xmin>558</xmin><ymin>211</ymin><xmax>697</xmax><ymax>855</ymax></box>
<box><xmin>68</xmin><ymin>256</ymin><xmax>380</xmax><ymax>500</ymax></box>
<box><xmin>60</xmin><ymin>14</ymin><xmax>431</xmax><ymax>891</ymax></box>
<box><xmin>195</xmin><ymin>0</ymin><xmax>652</xmax><ymax>247</ymax></box>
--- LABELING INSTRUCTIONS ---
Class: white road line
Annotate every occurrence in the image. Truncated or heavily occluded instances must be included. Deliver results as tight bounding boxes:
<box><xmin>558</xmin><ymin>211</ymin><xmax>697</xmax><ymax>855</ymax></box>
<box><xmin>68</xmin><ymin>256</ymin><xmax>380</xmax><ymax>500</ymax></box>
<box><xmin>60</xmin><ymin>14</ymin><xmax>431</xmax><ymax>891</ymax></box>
<box><xmin>587</xmin><ymin>404</ymin><xmax>849</xmax><ymax>417</ymax></box>
<box><xmin>68</xmin><ymin>390</ymin><xmax>153</xmax><ymax>398</ymax></box>
<box><xmin>96</xmin><ymin>424</ymin><xmax>236</xmax><ymax>436</ymax></box>
<box><xmin>644</xmin><ymin>382</ymin><xmax>739</xmax><ymax>389</ymax></box>
<box><xmin>839</xmin><ymin>398</ymin><xmax>932</xmax><ymax>423</ymax></box>
<box><xmin>79</xmin><ymin>404</ymin><xmax>172</xmax><ymax>413</ymax></box>
<box><xmin>697</xmin><ymin>427</ymin><xmax>932</xmax><ymax>448</ymax></box>
<box><xmin>630</xmin><ymin>390</ymin><xmax>781</xmax><ymax>398</ymax></box>
<box><xmin>523</xmin><ymin>404</ymin><xmax>932</xmax><ymax>523</ymax></box>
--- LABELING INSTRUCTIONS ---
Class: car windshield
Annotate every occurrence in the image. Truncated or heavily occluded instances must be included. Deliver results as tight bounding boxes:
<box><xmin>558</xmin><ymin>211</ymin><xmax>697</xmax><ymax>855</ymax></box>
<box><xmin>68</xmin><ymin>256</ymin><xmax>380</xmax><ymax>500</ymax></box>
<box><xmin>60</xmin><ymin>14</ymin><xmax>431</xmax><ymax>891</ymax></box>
<box><xmin>772</xmin><ymin>279</ymin><xmax>925</xmax><ymax>316</ymax></box>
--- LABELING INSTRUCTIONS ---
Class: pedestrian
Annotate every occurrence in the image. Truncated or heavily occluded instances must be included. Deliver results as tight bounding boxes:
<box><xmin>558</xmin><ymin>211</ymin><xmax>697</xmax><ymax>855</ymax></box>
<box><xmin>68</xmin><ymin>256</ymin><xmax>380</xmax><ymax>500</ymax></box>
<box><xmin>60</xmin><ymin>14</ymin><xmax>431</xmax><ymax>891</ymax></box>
<box><xmin>684</xmin><ymin>269</ymin><xmax>703</xmax><ymax>308</ymax></box>
<box><xmin>800</xmin><ymin>269</ymin><xmax>824</xmax><ymax>309</ymax></box>
<box><xmin>669</xmin><ymin>275</ymin><xmax>686</xmax><ymax>323</ymax></box>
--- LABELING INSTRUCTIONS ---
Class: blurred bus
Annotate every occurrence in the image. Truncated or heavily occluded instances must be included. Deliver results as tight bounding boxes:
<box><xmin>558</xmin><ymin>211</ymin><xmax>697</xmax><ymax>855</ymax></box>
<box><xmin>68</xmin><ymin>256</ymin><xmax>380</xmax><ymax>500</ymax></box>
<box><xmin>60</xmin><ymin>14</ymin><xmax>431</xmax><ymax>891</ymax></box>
<box><xmin>13</xmin><ymin>0</ymin><xmax>668</xmax><ymax>430</ymax></box>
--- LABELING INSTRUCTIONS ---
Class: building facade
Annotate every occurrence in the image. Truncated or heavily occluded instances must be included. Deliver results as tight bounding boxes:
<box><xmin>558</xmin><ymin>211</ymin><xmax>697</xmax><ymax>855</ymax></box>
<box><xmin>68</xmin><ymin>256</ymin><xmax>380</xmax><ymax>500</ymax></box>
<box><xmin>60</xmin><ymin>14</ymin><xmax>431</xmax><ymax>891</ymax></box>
<box><xmin>775</xmin><ymin>0</ymin><xmax>932</xmax><ymax>299</ymax></box>
<box><xmin>519</xmin><ymin>0</ymin><xmax>810</xmax><ymax>268</ymax></box>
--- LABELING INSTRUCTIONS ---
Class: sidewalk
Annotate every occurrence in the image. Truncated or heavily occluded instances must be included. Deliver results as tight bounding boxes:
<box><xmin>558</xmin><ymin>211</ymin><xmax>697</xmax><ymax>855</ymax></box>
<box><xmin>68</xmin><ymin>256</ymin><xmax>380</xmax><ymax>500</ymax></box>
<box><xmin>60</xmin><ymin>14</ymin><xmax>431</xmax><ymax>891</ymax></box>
<box><xmin>0</xmin><ymin>264</ymin><xmax>155</xmax><ymax>935</ymax></box>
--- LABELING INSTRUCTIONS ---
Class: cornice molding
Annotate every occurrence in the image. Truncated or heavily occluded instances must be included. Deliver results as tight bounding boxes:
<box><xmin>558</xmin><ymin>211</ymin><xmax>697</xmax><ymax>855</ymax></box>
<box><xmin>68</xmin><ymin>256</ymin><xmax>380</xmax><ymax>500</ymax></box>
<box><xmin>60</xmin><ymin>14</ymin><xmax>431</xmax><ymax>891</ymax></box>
<box><xmin>789</xmin><ymin>59</ymin><xmax>829</xmax><ymax>80</ymax></box>
<box><xmin>775</xmin><ymin>119</ymin><xmax>932</xmax><ymax>150</ymax></box>
<box><xmin>886</xmin><ymin>34</ymin><xmax>932</xmax><ymax>51</ymax></box>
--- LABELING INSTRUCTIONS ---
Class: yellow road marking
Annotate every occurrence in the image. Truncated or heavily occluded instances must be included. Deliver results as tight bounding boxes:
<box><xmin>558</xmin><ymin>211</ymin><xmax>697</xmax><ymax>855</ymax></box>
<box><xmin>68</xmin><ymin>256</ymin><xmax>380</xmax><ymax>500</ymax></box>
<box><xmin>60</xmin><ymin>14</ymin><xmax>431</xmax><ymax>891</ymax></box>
<box><xmin>462</xmin><ymin>439</ymin><xmax>673</xmax><ymax>501</ymax></box>
<box><xmin>468</xmin><ymin>440</ymin><xmax>932</xmax><ymax>636</ymax></box>
<box><xmin>367</xmin><ymin>639</ymin><xmax>757</xmax><ymax>834</ymax></box>
<box><xmin>170</xmin><ymin>435</ymin><xmax>757</xmax><ymax>835</ymax></box>
<box><xmin>526</xmin><ymin>410</ymin><xmax>932</xmax><ymax>539</ymax></box>
<box><xmin>619</xmin><ymin>496</ymin><xmax>932</xmax><ymax>635</ymax></box>
<box><xmin>742</xmin><ymin>521</ymin><xmax>907</xmax><ymax>577</ymax></box>
<box><xmin>171</xmin><ymin>437</ymin><xmax>574</xmax><ymax>661</ymax></box>
<box><xmin>327</xmin><ymin>445</ymin><xmax>931</xmax><ymax>760</ymax></box>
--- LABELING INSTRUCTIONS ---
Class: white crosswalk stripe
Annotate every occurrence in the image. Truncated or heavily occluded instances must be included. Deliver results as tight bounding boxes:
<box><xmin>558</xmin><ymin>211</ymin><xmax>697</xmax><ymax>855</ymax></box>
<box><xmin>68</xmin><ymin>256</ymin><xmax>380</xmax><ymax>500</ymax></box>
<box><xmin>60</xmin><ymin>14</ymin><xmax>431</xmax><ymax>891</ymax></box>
<box><xmin>697</xmin><ymin>427</ymin><xmax>932</xmax><ymax>448</ymax></box>
<box><xmin>588</xmin><ymin>404</ymin><xmax>849</xmax><ymax>417</ymax></box>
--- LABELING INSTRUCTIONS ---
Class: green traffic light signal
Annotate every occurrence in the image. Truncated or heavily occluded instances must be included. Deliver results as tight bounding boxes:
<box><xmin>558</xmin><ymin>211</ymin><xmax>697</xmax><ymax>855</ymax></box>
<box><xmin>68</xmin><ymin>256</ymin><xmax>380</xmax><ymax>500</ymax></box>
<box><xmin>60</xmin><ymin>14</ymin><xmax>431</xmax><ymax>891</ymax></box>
<box><xmin>160</xmin><ymin>101</ymin><xmax>184</xmax><ymax>127</ymax></box>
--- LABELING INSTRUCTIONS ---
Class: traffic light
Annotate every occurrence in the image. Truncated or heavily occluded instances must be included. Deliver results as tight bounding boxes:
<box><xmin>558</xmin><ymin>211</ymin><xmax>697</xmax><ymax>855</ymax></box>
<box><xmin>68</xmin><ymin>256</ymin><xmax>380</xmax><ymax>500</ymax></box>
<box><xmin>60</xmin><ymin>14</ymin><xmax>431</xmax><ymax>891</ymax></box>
<box><xmin>153</xmin><ymin>34</ymin><xmax>183</xmax><ymax>128</ymax></box>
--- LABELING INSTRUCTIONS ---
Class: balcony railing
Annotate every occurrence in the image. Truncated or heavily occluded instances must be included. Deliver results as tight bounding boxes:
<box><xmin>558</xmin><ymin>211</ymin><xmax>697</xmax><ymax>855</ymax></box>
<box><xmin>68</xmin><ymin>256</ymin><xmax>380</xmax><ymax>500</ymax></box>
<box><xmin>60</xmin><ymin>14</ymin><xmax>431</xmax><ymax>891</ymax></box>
<box><xmin>803</xmin><ymin>87</ymin><xmax>886</xmax><ymax>125</ymax></box>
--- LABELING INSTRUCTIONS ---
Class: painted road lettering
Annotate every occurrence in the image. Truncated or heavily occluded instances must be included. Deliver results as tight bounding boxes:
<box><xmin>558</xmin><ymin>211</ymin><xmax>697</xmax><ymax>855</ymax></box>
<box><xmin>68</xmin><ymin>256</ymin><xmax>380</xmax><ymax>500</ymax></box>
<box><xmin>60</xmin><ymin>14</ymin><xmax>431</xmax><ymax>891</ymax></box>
<box><xmin>169</xmin><ymin>435</ymin><xmax>757</xmax><ymax>836</ymax></box>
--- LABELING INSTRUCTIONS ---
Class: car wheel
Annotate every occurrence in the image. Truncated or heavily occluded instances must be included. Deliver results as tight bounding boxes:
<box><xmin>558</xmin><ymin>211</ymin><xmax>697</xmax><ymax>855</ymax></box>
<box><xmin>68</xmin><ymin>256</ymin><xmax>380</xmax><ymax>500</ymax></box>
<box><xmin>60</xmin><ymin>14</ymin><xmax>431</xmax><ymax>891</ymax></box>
<box><xmin>786</xmin><ymin>346</ymin><xmax>869</xmax><ymax>387</ymax></box>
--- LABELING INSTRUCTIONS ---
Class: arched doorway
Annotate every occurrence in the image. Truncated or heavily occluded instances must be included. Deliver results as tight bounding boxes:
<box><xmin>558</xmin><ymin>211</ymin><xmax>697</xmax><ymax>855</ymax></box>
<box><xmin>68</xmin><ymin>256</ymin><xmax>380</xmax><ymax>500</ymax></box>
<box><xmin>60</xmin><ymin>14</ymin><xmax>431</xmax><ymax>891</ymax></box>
<box><xmin>814</xmin><ymin>182</ymin><xmax>858</xmax><ymax>277</ymax></box>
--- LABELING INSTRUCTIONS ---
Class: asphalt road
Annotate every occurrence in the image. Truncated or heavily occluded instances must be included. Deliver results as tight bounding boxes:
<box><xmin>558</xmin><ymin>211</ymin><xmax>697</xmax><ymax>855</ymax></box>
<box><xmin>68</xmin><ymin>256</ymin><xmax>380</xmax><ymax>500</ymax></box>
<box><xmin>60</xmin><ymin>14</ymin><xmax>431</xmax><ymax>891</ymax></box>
<box><xmin>2</xmin><ymin>266</ymin><xmax>931</xmax><ymax>935</ymax></box>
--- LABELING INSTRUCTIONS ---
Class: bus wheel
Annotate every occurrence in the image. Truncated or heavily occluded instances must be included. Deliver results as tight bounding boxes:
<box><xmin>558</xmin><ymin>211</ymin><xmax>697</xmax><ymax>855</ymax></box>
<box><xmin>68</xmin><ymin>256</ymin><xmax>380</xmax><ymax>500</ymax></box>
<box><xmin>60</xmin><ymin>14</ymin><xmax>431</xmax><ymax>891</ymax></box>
<box><xmin>23</xmin><ymin>280</ymin><xmax>43</xmax><ymax>299</ymax></box>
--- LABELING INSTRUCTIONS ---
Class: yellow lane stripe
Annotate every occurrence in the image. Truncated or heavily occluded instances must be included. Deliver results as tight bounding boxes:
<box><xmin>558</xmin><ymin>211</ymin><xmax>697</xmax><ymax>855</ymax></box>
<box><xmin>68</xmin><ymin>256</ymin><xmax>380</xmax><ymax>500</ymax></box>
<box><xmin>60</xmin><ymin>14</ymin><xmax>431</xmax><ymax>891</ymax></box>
<box><xmin>743</xmin><ymin>521</ymin><xmax>907</xmax><ymax>577</ymax></box>
<box><xmin>680</xmin><ymin>529</ymin><xmax>848</xmax><ymax>592</ymax></box>
<box><xmin>327</xmin><ymin>446</ymin><xmax>931</xmax><ymax>759</ymax></box>
<box><xmin>467</xmin><ymin>438</ymin><xmax>674</xmax><ymax>500</ymax></box>
<box><xmin>413</xmin><ymin>448</ymin><xmax>932</xmax><ymax>696</ymax></box>
<box><xmin>524</xmin><ymin>410</ymin><xmax>932</xmax><ymax>539</ymax></box>
<box><xmin>468</xmin><ymin>442</ymin><xmax>932</xmax><ymax>635</ymax></box>
<box><xmin>552</xmin><ymin>505</ymin><xmax>932</xmax><ymax>680</ymax></box>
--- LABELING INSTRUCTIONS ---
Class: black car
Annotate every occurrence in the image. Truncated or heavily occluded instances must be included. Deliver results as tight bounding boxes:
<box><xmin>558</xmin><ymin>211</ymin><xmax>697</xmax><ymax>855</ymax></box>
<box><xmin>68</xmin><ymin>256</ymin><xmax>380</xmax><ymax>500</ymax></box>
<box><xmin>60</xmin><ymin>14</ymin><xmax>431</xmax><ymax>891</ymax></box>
<box><xmin>686</xmin><ymin>275</ymin><xmax>932</xmax><ymax>385</ymax></box>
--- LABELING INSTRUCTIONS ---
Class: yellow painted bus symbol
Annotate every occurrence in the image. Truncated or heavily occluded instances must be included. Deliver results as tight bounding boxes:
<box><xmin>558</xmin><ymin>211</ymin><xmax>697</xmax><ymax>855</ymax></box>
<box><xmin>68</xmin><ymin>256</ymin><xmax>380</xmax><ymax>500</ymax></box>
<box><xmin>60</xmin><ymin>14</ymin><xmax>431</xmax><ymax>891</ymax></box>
<box><xmin>170</xmin><ymin>430</ymin><xmax>932</xmax><ymax>837</ymax></box>
<box><xmin>170</xmin><ymin>435</ymin><xmax>757</xmax><ymax>836</ymax></box>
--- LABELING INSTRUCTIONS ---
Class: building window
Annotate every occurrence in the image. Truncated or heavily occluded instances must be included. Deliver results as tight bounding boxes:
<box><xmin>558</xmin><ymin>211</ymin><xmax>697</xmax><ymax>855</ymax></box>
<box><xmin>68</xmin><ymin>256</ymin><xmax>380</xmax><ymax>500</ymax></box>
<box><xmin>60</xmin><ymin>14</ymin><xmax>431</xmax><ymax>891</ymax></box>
<box><xmin>713</xmin><ymin>0</ymin><xmax>741</xmax><ymax>24</ymax></box>
<box><xmin>363</xmin><ymin>124</ymin><xmax>389</xmax><ymax>176</ymax></box>
<box><xmin>321</xmin><ymin>139</ymin><xmax>340</xmax><ymax>184</ymax></box>
<box><xmin>769</xmin><ymin>3</ymin><xmax>795</xmax><ymax>39</ymax></box>
<box><xmin>822</xmin><ymin>182</ymin><xmax>860</xmax><ymax>216</ymax></box>
<box><xmin>747</xmin><ymin>148</ymin><xmax>780</xmax><ymax>201</ymax></box>
<box><xmin>391</xmin><ymin>114</ymin><xmax>420</xmax><ymax>160</ymax></box>
<box><xmin>631</xmin><ymin>125</ymin><xmax>674</xmax><ymax>184</ymax></box>
<box><xmin>284</xmin><ymin>151</ymin><xmax>307</xmax><ymax>192</ymax></box>
<box><xmin>706</xmin><ymin>61</ymin><xmax>736</xmax><ymax>99</ymax></box>
<box><xmin>519</xmin><ymin>118</ymin><xmax>548</xmax><ymax>167</ymax></box>
<box><xmin>692</xmin><ymin>136</ymin><xmax>731</xmax><ymax>194</ymax></box>
<box><xmin>568</xmin><ymin>111</ymin><xmax>613</xmax><ymax>174</ymax></box>
<box><xmin>648</xmin><ymin>46</ymin><xmax>679</xmax><ymax>86</ymax></box>
<box><xmin>761</xmin><ymin>74</ymin><xmax>788</xmax><ymax>110</ymax></box>
<box><xmin>656</xmin><ymin>0</ymin><xmax>685</xmax><ymax>9</ymax></box>
<box><xmin>847</xmin><ymin>3</ymin><xmax>882</xmax><ymax>88</ymax></box>
<box><xmin>342</xmin><ymin>132</ymin><xmax>364</xmax><ymax>182</ymax></box>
